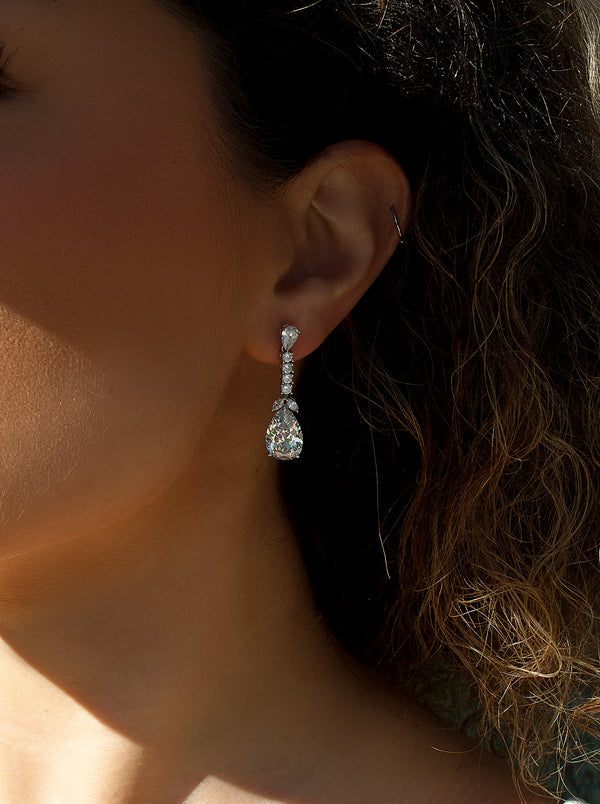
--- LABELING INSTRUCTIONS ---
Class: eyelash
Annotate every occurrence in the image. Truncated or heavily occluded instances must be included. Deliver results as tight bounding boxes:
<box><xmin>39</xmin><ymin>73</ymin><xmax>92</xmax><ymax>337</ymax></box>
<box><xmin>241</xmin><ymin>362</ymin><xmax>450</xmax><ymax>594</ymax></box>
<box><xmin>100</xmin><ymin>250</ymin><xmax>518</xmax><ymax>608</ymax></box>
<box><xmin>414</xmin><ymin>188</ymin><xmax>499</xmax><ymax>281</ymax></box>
<box><xmin>0</xmin><ymin>42</ymin><xmax>17</xmax><ymax>96</ymax></box>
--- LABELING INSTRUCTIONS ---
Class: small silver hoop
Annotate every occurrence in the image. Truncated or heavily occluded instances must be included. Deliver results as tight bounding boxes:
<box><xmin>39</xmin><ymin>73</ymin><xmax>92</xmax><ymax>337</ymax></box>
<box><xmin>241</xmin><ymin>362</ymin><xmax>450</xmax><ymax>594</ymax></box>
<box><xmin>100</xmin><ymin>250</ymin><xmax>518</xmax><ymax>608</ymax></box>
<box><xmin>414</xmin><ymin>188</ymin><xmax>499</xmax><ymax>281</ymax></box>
<box><xmin>390</xmin><ymin>206</ymin><xmax>405</xmax><ymax>244</ymax></box>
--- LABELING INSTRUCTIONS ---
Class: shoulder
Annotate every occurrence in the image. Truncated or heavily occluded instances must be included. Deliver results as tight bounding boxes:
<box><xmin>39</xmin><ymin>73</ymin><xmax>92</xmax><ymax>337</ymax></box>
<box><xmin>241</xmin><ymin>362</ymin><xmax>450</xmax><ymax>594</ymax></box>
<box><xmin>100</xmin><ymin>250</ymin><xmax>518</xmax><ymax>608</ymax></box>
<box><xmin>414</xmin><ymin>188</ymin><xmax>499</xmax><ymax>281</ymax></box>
<box><xmin>337</xmin><ymin>677</ymin><xmax>554</xmax><ymax>804</ymax></box>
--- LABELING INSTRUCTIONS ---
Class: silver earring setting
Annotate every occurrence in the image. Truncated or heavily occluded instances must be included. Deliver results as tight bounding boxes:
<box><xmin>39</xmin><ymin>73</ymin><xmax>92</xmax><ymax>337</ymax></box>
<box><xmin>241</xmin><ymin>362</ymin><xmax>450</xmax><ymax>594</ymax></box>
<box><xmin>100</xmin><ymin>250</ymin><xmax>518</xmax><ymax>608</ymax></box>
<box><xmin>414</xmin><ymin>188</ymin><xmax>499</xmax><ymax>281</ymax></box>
<box><xmin>390</xmin><ymin>206</ymin><xmax>405</xmax><ymax>244</ymax></box>
<box><xmin>265</xmin><ymin>325</ymin><xmax>303</xmax><ymax>460</ymax></box>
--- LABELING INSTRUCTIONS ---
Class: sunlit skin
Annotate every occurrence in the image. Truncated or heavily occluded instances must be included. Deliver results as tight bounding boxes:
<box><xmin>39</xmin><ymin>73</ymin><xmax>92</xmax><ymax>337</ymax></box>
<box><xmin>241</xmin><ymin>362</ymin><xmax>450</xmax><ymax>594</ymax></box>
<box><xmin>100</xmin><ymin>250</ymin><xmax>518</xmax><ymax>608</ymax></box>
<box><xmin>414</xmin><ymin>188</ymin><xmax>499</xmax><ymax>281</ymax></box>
<box><xmin>0</xmin><ymin>1</ymin><xmax>548</xmax><ymax>801</ymax></box>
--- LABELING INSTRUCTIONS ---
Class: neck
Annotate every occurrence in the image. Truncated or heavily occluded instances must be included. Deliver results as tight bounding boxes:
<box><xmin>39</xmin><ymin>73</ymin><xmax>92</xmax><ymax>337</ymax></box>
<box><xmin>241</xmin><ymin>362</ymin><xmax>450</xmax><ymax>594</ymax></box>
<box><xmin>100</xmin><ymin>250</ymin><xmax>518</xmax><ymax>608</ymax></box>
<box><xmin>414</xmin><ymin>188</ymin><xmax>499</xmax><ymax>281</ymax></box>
<box><xmin>0</xmin><ymin>447</ymin><xmax>368</xmax><ymax>801</ymax></box>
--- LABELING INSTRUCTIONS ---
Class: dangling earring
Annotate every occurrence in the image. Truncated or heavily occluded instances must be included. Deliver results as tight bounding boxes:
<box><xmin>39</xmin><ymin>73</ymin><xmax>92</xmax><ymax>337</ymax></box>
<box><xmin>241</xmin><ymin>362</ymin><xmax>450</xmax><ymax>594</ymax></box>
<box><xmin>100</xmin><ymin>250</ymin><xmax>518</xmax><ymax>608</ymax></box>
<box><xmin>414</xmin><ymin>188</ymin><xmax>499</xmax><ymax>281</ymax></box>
<box><xmin>265</xmin><ymin>325</ymin><xmax>303</xmax><ymax>460</ymax></box>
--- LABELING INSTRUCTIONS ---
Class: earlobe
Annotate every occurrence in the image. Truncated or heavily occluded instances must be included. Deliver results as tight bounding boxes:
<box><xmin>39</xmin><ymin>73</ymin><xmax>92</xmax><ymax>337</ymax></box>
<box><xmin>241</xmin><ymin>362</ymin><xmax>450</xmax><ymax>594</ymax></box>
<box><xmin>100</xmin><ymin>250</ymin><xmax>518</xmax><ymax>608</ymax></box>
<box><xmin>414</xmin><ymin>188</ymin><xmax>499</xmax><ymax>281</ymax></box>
<box><xmin>246</xmin><ymin>139</ymin><xmax>411</xmax><ymax>364</ymax></box>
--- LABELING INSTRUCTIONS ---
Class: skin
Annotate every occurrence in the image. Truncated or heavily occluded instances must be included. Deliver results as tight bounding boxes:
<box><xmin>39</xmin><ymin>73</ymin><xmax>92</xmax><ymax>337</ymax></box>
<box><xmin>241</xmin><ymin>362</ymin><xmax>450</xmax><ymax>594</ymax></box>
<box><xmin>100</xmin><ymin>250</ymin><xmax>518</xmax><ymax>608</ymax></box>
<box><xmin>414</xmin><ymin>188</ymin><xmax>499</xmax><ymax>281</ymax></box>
<box><xmin>0</xmin><ymin>0</ymin><xmax>552</xmax><ymax>801</ymax></box>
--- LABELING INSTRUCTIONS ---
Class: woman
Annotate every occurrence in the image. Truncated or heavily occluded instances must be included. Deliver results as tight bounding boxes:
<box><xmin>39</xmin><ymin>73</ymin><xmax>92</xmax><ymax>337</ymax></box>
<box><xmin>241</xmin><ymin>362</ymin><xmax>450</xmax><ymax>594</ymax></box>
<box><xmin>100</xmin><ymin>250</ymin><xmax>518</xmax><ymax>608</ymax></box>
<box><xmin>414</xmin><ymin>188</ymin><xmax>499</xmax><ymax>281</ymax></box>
<box><xmin>0</xmin><ymin>0</ymin><xmax>597</xmax><ymax>800</ymax></box>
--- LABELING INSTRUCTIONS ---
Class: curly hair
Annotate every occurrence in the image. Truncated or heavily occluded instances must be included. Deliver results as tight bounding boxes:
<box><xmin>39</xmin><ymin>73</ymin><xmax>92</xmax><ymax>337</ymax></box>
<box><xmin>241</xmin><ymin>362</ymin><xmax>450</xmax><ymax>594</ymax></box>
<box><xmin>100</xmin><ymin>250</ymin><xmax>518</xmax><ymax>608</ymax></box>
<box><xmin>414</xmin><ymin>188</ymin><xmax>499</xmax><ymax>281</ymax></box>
<box><xmin>158</xmin><ymin>0</ymin><xmax>600</xmax><ymax>797</ymax></box>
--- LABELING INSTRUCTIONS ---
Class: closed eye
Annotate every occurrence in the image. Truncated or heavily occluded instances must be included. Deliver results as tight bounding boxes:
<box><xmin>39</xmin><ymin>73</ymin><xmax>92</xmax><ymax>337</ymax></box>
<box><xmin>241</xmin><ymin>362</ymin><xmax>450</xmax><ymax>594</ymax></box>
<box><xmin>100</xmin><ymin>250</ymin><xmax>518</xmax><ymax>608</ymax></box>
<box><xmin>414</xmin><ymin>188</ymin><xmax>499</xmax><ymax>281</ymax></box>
<box><xmin>0</xmin><ymin>42</ymin><xmax>19</xmax><ymax>97</ymax></box>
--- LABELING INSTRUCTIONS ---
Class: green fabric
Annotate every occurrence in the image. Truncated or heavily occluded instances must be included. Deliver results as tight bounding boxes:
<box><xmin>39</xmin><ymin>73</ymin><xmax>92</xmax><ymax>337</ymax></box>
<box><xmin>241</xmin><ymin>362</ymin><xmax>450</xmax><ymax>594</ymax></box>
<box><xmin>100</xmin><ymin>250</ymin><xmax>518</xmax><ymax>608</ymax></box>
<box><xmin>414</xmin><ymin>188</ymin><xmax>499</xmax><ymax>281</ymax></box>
<box><xmin>421</xmin><ymin>674</ymin><xmax>600</xmax><ymax>802</ymax></box>
<box><xmin>560</xmin><ymin>750</ymin><xmax>600</xmax><ymax>804</ymax></box>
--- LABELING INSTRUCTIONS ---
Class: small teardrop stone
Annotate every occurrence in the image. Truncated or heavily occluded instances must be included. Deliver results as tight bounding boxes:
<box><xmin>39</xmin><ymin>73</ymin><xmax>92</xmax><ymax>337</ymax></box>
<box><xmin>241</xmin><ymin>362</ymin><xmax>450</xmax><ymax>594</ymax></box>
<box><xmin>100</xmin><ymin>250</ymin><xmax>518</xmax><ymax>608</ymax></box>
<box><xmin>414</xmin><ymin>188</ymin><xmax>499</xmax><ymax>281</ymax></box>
<box><xmin>281</xmin><ymin>325</ymin><xmax>300</xmax><ymax>351</ymax></box>
<box><xmin>266</xmin><ymin>407</ymin><xmax>303</xmax><ymax>460</ymax></box>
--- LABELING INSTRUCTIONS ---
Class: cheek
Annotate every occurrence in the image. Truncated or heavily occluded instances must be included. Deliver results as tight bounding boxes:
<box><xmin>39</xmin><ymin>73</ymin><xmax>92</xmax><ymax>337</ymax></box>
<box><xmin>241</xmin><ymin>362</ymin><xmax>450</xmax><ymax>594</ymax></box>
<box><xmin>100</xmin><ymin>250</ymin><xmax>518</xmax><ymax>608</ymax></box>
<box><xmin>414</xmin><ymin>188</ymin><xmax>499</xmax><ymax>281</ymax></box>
<box><xmin>0</xmin><ymin>94</ymin><xmax>232</xmax><ymax>360</ymax></box>
<box><xmin>0</xmin><ymin>87</ymin><xmax>248</xmax><ymax>556</ymax></box>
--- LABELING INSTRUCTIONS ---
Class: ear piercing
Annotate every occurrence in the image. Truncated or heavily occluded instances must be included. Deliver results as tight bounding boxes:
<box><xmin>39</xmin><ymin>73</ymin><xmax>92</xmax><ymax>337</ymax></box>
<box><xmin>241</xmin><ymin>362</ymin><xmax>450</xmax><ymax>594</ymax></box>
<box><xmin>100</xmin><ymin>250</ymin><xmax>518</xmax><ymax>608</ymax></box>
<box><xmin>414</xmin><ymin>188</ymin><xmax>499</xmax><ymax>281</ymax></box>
<box><xmin>390</xmin><ymin>206</ymin><xmax>405</xmax><ymax>244</ymax></box>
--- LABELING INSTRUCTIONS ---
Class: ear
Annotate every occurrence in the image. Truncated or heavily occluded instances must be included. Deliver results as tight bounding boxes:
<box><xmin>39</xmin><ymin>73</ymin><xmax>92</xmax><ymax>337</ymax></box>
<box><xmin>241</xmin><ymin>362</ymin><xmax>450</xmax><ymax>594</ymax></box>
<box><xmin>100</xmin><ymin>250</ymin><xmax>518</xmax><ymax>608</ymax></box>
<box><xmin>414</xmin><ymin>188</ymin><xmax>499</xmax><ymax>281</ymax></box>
<box><xmin>245</xmin><ymin>139</ymin><xmax>411</xmax><ymax>364</ymax></box>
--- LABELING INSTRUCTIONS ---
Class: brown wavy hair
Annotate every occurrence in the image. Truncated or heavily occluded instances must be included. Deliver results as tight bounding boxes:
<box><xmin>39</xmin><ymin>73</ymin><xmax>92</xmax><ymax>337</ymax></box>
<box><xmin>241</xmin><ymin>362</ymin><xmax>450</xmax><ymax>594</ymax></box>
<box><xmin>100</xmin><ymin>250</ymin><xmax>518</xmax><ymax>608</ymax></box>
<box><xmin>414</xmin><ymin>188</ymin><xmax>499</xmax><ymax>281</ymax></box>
<box><xmin>160</xmin><ymin>0</ymin><xmax>600</xmax><ymax>797</ymax></box>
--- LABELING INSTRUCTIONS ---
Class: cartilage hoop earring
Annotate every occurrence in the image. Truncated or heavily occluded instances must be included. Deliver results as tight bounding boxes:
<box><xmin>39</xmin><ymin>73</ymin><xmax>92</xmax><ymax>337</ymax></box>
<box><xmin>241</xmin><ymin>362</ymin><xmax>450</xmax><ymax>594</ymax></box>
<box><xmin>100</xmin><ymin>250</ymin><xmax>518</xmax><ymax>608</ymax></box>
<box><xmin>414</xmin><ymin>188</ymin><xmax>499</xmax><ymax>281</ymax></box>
<box><xmin>265</xmin><ymin>325</ymin><xmax>303</xmax><ymax>460</ymax></box>
<box><xmin>390</xmin><ymin>206</ymin><xmax>405</xmax><ymax>244</ymax></box>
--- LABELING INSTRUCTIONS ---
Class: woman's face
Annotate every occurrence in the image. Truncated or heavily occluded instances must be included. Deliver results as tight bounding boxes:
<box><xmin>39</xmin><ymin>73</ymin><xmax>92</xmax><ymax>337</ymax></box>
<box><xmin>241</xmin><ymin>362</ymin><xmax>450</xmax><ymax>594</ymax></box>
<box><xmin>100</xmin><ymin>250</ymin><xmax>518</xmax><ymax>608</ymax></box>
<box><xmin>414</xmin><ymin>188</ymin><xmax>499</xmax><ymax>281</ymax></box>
<box><xmin>0</xmin><ymin>0</ymin><xmax>281</xmax><ymax>557</ymax></box>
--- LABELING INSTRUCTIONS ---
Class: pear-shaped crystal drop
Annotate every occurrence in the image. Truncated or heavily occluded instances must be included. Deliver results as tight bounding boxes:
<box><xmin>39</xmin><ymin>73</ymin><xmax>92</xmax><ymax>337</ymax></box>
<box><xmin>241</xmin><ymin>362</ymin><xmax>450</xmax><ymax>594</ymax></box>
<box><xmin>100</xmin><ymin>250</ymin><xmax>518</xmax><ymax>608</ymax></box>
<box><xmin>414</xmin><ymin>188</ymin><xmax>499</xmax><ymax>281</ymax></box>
<box><xmin>281</xmin><ymin>325</ymin><xmax>300</xmax><ymax>351</ymax></box>
<box><xmin>266</xmin><ymin>407</ymin><xmax>303</xmax><ymax>460</ymax></box>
